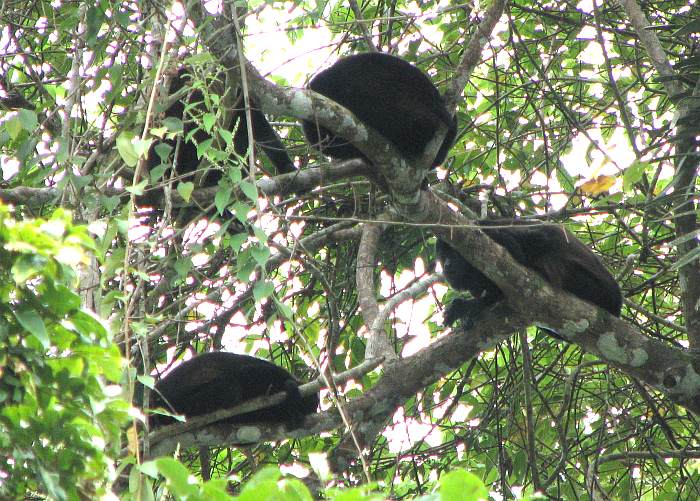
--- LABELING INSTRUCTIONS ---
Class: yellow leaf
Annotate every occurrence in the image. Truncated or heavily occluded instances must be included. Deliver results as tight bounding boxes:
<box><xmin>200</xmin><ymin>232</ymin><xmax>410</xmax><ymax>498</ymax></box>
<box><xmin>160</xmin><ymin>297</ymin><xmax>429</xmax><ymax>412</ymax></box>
<box><xmin>581</xmin><ymin>175</ymin><xmax>615</xmax><ymax>195</ymax></box>
<box><xmin>127</xmin><ymin>423</ymin><xmax>140</xmax><ymax>456</ymax></box>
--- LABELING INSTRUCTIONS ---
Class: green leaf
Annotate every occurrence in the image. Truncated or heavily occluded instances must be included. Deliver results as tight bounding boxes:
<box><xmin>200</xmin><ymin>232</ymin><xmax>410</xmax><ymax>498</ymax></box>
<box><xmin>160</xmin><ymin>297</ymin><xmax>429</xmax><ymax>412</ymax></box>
<box><xmin>201</xmin><ymin>482</ymin><xmax>235</xmax><ymax>500</ymax></box>
<box><xmin>5</xmin><ymin>114</ymin><xmax>23</xmax><ymax>139</ymax></box>
<box><xmin>252</xmin><ymin>226</ymin><xmax>268</xmax><ymax>244</ymax></box>
<box><xmin>225</xmin><ymin>232</ymin><xmax>247</xmax><ymax>252</ymax></box>
<box><xmin>622</xmin><ymin>160</ymin><xmax>648</xmax><ymax>192</ymax></box>
<box><xmin>12</xmin><ymin>254</ymin><xmax>44</xmax><ymax>283</ymax></box>
<box><xmin>241</xmin><ymin>466</ymin><xmax>282</xmax><ymax>490</ymax></box>
<box><xmin>228</xmin><ymin>164</ymin><xmax>243</xmax><ymax>183</ymax></box>
<box><xmin>125</xmin><ymin>179</ymin><xmax>148</xmax><ymax>196</ymax></box>
<box><xmin>137</xmin><ymin>374</ymin><xmax>156</xmax><ymax>390</ymax></box>
<box><xmin>202</xmin><ymin>112</ymin><xmax>216</xmax><ymax>132</ymax></box>
<box><xmin>275</xmin><ymin>299</ymin><xmax>293</xmax><ymax>320</ymax></box>
<box><xmin>117</xmin><ymin>132</ymin><xmax>139</xmax><ymax>167</ymax></box>
<box><xmin>239</xmin><ymin>180</ymin><xmax>258</xmax><ymax>201</ymax></box>
<box><xmin>281</xmin><ymin>478</ymin><xmax>314</xmax><ymax>501</ymax></box>
<box><xmin>56</xmin><ymin>136</ymin><xmax>69</xmax><ymax>163</ymax></box>
<box><xmin>231</xmin><ymin>201</ymin><xmax>252</xmax><ymax>224</ymax></box>
<box><xmin>219</xmin><ymin>128</ymin><xmax>233</xmax><ymax>147</ymax></box>
<box><xmin>177</xmin><ymin>181</ymin><xmax>194</xmax><ymax>202</ymax></box>
<box><xmin>215</xmin><ymin>185</ymin><xmax>232</xmax><ymax>214</ymax></box>
<box><xmin>38</xmin><ymin>467</ymin><xmax>66</xmax><ymax>500</ymax></box>
<box><xmin>70</xmin><ymin>174</ymin><xmax>93</xmax><ymax>190</ymax></box>
<box><xmin>174</xmin><ymin>257</ymin><xmax>192</xmax><ymax>278</ymax></box>
<box><xmin>253</xmin><ymin>280</ymin><xmax>274</xmax><ymax>302</ymax></box>
<box><xmin>236</xmin><ymin>251</ymin><xmax>256</xmax><ymax>283</ymax></box>
<box><xmin>163</xmin><ymin>117</ymin><xmax>183</xmax><ymax>133</ymax></box>
<box><xmin>133</xmin><ymin>138</ymin><xmax>154</xmax><ymax>159</ymax></box>
<box><xmin>139</xmin><ymin>460</ymin><xmax>160</xmax><ymax>479</ymax></box>
<box><xmin>18</xmin><ymin>109</ymin><xmax>39</xmax><ymax>131</ymax></box>
<box><xmin>108</xmin><ymin>64</ymin><xmax>123</xmax><ymax>94</ymax></box>
<box><xmin>150</xmin><ymin>126</ymin><xmax>168</xmax><ymax>139</ymax></box>
<box><xmin>250</xmin><ymin>244</ymin><xmax>270</xmax><ymax>266</ymax></box>
<box><xmin>438</xmin><ymin>470</ymin><xmax>488</xmax><ymax>501</ymax></box>
<box><xmin>15</xmin><ymin>308</ymin><xmax>49</xmax><ymax>349</ymax></box>
<box><xmin>149</xmin><ymin>162</ymin><xmax>168</xmax><ymax>182</ymax></box>
<box><xmin>196</xmin><ymin>138</ymin><xmax>213</xmax><ymax>159</ymax></box>
<box><xmin>42</xmin><ymin>282</ymin><xmax>81</xmax><ymax>315</ymax></box>
<box><xmin>155</xmin><ymin>457</ymin><xmax>197</xmax><ymax>497</ymax></box>
<box><xmin>85</xmin><ymin>5</ymin><xmax>104</xmax><ymax>46</ymax></box>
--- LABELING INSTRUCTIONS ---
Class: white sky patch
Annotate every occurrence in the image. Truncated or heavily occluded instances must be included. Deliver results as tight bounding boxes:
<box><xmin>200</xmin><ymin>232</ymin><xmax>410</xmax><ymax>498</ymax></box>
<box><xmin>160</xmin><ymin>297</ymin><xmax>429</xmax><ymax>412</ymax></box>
<box><xmin>220</xmin><ymin>309</ymin><xmax>266</xmax><ymax>352</ymax></box>
<box><xmin>383</xmin><ymin>407</ymin><xmax>442</xmax><ymax>453</ymax></box>
<box><xmin>576</xmin><ymin>0</ymin><xmax>595</xmax><ymax>13</ymax></box>
<box><xmin>495</xmin><ymin>44</ymin><xmax>511</xmax><ymax>68</ymax></box>
<box><xmin>245</xmin><ymin>3</ymin><xmax>335</xmax><ymax>86</ymax></box>
<box><xmin>259</xmin><ymin>210</ymin><xmax>280</xmax><ymax>235</ymax></box>
<box><xmin>560</xmin><ymin>127</ymin><xmax>635</xmax><ymax>180</ymax></box>
<box><xmin>1</xmin><ymin>156</ymin><xmax>20</xmax><ymax>180</ymax></box>
<box><xmin>203</xmin><ymin>0</ymin><xmax>222</xmax><ymax>15</ymax></box>
<box><xmin>280</xmin><ymin>462</ymin><xmax>310</xmax><ymax>479</ymax></box>
<box><xmin>308</xmin><ymin>452</ymin><xmax>331</xmax><ymax>480</ymax></box>
<box><xmin>190</xmin><ymin>252</ymin><xmax>209</xmax><ymax>267</ymax></box>
<box><xmin>450</xmin><ymin>403</ymin><xmax>473</xmax><ymax>423</ymax></box>
<box><xmin>582</xmin><ymin>408</ymin><xmax>600</xmax><ymax>434</ymax></box>
<box><xmin>529</xmin><ymin>170</ymin><xmax>549</xmax><ymax>187</ymax></box>
<box><xmin>289</xmin><ymin>220</ymin><xmax>305</xmax><ymax>239</ymax></box>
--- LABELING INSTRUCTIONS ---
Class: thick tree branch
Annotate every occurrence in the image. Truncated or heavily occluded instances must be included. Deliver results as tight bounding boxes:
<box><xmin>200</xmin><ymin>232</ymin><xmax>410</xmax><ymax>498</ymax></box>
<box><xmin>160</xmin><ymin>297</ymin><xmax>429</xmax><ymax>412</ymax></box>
<box><xmin>356</xmin><ymin>222</ymin><xmax>398</xmax><ymax>361</ymax></box>
<box><xmin>444</xmin><ymin>0</ymin><xmax>507</xmax><ymax>111</ymax></box>
<box><xmin>670</xmin><ymin>80</ymin><xmax>700</xmax><ymax>346</ymax></box>
<box><xmin>147</xmin><ymin>299</ymin><xmax>522</xmax><ymax>456</ymax></box>
<box><xmin>185</xmin><ymin>1</ymin><xmax>412</xmax><ymax>171</ymax></box>
<box><xmin>617</xmin><ymin>0</ymin><xmax>684</xmax><ymax>101</ymax></box>
<box><xmin>618</xmin><ymin>0</ymin><xmax>699</xmax><ymax>345</ymax></box>
<box><xmin>408</xmin><ymin>190</ymin><xmax>700</xmax><ymax>414</ymax></box>
<box><xmin>186</xmin><ymin>0</ymin><xmax>454</xmax><ymax>199</ymax></box>
<box><xmin>147</xmin><ymin>356</ymin><xmax>384</xmax><ymax>456</ymax></box>
<box><xmin>0</xmin><ymin>160</ymin><xmax>371</xmax><ymax>210</ymax></box>
<box><xmin>368</xmin><ymin>273</ymin><xmax>442</xmax><ymax>357</ymax></box>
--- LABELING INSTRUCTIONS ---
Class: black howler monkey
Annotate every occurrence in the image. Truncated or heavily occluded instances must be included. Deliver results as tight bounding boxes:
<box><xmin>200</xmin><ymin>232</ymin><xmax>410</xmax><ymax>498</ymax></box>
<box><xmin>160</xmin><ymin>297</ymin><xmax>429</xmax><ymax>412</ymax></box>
<box><xmin>303</xmin><ymin>53</ymin><xmax>457</xmax><ymax>167</ymax></box>
<box><xmin>145</xmin><ymin>69</ymin><xmax>294</xmax><ymax>200</ymax></box>
<box><xmin>436</xmin><ymin>220</ymin><xmax>622</xmax><ymax>328</ymax></box>
<box><xmin>149</xmin><ymin>352</ymin><xmax>319</xmax><ymax>430</ymax></box>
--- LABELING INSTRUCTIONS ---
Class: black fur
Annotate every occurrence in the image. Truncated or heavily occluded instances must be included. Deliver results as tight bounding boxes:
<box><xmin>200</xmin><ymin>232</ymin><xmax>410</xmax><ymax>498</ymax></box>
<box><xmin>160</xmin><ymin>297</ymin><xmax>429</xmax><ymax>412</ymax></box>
<box><xmin>150</xmin><ymin>352</ymin><xmax>318</xmax><ymax>430</ymax></box>
<box><xmin>436</xmin><ymin>220</ymin><xmax>622</xmax><ymax>328</ymax></box>
<box><xmin>302</xmin><ymin>53</ymin><xmax>456</xmax><ymax>167</ymax></box>
<box><xmin>145</xmin><ymin>69</ymin><xmax>294</xmax><ymax>194</ymax></box>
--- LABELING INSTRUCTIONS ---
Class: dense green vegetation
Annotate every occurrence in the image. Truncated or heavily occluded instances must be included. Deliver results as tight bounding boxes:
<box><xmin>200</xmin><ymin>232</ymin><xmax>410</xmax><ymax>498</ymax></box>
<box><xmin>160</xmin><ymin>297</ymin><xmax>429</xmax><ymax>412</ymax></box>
<box><xmin>0</xmin><ymin>0</ymin><xmax>698</xmax><ymax>499</ymax></box>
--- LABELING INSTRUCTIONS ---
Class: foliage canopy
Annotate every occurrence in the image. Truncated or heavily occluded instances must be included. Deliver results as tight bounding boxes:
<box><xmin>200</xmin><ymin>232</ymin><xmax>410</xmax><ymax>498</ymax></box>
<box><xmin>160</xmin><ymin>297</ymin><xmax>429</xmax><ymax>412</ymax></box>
<box><xmin>0</xmin><ymin>0</ymin><xmax>699</xmax><ymax>499</ymax></box>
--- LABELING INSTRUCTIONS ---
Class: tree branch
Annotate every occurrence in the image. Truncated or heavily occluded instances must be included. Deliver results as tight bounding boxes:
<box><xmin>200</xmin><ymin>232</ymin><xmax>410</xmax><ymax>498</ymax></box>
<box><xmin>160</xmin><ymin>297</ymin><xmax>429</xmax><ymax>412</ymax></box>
<box><xmin>617</xmin><ymin>0</ymin><xmax>684</xmax><ymax>101</ymax></box>
<box><xmin>443</xmin><ymin>0</ymin><xmax>507</xmax><ymax>111</ymax></box>
<box><xmin>408</xmin><ymin>189</ymin><xmax>700</xmax><ymax>414</ymax></box>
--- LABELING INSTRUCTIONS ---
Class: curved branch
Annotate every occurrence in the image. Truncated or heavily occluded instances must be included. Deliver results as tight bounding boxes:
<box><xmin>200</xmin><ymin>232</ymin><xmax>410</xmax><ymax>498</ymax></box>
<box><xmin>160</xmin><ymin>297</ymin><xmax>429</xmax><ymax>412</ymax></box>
<box><xmin>617</xmin><ymin>0</ymin><xmax>684</xmax><ymax>100</ymax></box>
<box><xmin>409</xmin><ymin>189</ymin><xmax>700</xmax><ymax>414</ymax></box>
<box><xmin>186</xmin><ymin>0</ymin><xmax>453</xmax><ymax>198</ymax></box>
<box><xmin>356</xmin><ymin>222</ymin><xmax>394</xmax><ymax>360</ymax></box>
<box><xmin>444</xmin><ymin>0</ymin><xmax>507</xmax><ymax>111</ymax></box>
<box><xmin>0</xmin><ymin>159</ymin><xmax>372</xmax><ymax>209</ymax></box>
<box><xmin>147</xmin><ymin>356</ymin><xmax>384</xmax><ymax>456</ymax></box>
<box><xmin>368</xmin><ymin>273</ymin><xmax>442</xmax><ymax>357</ymax></box>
